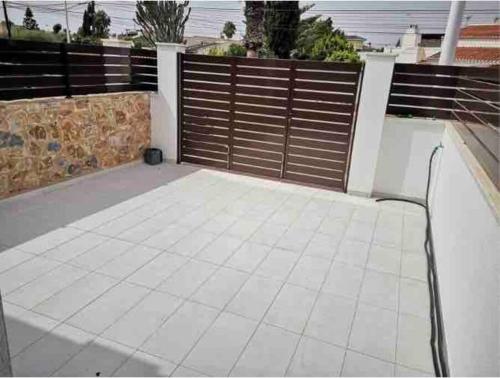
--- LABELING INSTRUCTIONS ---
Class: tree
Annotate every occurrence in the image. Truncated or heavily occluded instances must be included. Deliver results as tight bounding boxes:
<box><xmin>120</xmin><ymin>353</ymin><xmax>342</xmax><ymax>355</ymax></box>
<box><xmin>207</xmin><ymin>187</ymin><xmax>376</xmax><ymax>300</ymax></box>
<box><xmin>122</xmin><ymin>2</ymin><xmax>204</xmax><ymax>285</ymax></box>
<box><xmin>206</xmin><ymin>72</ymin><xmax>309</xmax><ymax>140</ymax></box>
<box><xmin>75</xmin><ymin>2</ymin><xmax>111</xmax><ymax>44</ymax></box>
<box><xmin>292</xmin><ymin>16</ymin><xmax>359</xmax><ymax>62</ymax></box>
<box><xmin>23</xmin><ymin>7</ymin><xmax>39</xmax><ymax>30</ymax></box>
<box><xmin>264</xmin><ymin>1</ymin><xmax>300</xmax><ymax>59</ymax></box>
<box><xmin>222</xmin><ymin>21</ymin><xmax>236</xmax><ymax>39</ymax></box>
<box><xmin>243</xmin><ymin>1</ymin><xmax>264</xmax><ymax>58</ymax></box>
<box><xmin>53</xmin><ymin>23</ymin><xmax>62</xmax><ymax>34</ymax></box>
<box><xmin>94</xmin><ymin>10</ymin><xmax>110</xmax><ymax>38</ymax></box>
<box><xmin>80</xmin><ymin>1</ymin><xmax>96</xmax><ymax>37</ymax></box>
<box><xmin>135</xmin><ymin>1</ymin><xmax>191</xmax><ymax>46</ymax></box>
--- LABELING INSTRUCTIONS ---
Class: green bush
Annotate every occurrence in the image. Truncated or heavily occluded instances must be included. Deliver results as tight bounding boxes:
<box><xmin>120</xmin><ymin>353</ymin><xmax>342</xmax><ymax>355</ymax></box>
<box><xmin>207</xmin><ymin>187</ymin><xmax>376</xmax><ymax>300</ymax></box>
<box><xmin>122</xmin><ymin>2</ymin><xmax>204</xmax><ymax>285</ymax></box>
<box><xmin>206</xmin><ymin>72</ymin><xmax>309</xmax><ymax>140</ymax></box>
<box><xmin>207</xmin><ymin>46</ymin><xmax>225</xmax><ymax>56</ymax></box>
<box><xmin>11</xmin><ymin>25</ymin><xmax>65</xmax><ymax>43</ymax></box>
<box><xmin>225</xmin><ymin>43</ymin><xmax>246</xmax><ymax>57</ymax></box>
<box><xmin>208</xmin><ymin>44</ymin><xmax>246</xmax><ymax>57</ymax></box>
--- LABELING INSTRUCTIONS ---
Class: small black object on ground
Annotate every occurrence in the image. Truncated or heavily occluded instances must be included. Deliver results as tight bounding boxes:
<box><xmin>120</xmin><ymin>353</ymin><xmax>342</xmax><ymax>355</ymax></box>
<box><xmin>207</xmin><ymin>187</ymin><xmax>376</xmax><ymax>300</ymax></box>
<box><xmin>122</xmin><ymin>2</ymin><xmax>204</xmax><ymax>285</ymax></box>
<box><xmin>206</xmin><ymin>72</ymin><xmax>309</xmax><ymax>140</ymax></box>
<box><xmin>144</xmin><ymin>148</ymin><xmax>163</xmax><ymax>165</ymax></box>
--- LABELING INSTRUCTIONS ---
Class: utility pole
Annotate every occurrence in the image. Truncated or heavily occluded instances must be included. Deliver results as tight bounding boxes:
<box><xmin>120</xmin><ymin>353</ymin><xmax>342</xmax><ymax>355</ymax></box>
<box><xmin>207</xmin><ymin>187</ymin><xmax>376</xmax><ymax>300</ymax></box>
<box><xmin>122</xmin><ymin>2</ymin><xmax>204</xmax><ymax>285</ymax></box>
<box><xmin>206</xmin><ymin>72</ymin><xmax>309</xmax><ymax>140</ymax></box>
<box><xmin>2</xmin><ymin>0</ymin><xmax>11</xmax><ymax>39</ymax></box>
<box><xmin>439</xmin><ymin>1</ymin><xmax>466</xmax><ymax>65</ymax></box>
<box><xmin>64</xmin><ymin>0</ymin><xmax>71</xmax><ymax>43</ymax></box>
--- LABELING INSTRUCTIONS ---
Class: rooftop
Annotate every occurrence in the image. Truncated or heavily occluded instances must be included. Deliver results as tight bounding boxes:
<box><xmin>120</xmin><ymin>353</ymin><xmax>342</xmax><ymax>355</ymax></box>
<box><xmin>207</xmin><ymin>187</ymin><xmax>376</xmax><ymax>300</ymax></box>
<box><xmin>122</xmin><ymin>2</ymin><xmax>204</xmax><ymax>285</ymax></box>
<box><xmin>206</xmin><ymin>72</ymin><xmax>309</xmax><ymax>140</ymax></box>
<box><xmin>424</xmin><ymin>46</ymin><xmax>500</xmax><ymax>64</ymax></box>
<box><xmin>459</xmin><ymin>23</ymin><xmax>500</xmax><ymax>39</ymax></box>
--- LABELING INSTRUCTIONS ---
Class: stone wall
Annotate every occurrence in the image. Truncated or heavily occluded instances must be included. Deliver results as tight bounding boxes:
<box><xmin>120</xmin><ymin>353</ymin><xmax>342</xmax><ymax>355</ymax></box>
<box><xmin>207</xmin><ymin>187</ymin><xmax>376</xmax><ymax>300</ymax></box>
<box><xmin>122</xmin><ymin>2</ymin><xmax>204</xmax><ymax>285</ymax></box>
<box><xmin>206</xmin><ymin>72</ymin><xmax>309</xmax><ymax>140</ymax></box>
<box><xmin>0</xmin><ymin>92</ymin><xmax>151</xmax><ymax>199</ymax></box>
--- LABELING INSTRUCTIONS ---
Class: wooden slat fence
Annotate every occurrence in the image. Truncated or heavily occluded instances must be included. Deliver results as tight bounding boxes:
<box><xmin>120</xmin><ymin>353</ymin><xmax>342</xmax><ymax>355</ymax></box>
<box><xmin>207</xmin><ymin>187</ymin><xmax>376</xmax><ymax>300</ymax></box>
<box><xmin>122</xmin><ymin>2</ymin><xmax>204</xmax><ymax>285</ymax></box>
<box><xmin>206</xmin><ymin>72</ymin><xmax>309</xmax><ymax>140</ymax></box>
<box><xmin>179</xmin><ymin>54</ymin><xmax>362</xmax><ymax>191</ymax></box>
<box><xmin>0</xmin><ymin>39</ymin><xmax>157</xmax><ymax>101</ymax></box>
<box><xmin>387</xmin><ymin>63</ymin><xmax>499</xmax><ymax>188</ymax></box>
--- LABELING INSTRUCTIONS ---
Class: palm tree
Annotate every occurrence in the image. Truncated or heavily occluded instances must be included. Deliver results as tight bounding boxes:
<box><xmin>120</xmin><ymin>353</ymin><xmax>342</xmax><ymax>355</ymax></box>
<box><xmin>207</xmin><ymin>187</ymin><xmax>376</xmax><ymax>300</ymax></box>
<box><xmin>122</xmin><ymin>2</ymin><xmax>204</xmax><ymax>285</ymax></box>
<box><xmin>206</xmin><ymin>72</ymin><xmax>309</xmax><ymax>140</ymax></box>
<box><xmin>244</xmin><ymin>1</ymin><xmax>264</xmax><ymax>58</ymax></box>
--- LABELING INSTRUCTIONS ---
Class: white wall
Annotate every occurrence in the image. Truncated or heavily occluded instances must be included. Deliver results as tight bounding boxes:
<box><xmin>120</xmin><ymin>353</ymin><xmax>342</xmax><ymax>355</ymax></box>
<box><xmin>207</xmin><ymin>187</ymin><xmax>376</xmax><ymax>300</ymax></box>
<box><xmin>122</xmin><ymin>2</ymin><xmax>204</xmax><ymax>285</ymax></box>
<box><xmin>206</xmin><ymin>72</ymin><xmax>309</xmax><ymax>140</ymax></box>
<box><xmin>430</xmin><ymin>125</ymin><xmax>500</xmax><ymax>376</ymax></box>
<box><xmin>373</xmin><ymin>117</ymin><xmax>444</xmax><ymax>200</ymax></box>
<box><xmin>150</xmin><ymin>93</ymin><xmax>171</xmax><ymax>159</ymax></box>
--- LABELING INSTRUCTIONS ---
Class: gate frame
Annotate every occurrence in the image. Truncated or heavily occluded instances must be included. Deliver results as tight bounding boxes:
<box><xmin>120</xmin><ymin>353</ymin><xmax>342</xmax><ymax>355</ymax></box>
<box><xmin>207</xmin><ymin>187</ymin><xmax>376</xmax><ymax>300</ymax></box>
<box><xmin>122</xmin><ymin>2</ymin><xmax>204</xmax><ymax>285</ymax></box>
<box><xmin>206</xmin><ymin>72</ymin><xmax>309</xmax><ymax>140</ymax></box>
<box><xmin>176</xmin><ymin>52</ymin><xmax>365</xmax><ymax>193</ymax></box>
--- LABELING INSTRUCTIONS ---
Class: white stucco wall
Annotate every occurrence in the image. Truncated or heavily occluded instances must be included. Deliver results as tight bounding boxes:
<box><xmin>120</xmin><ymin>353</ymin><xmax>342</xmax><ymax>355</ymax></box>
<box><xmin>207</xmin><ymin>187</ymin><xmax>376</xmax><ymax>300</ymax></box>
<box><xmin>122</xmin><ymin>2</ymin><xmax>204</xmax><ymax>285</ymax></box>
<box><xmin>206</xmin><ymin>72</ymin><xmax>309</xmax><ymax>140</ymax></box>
<box><xmin>373</xmin><ymin>117</ymin><xmax>445</xmax><ymax>200</ymax></box>
<box><xmin>430</xmin><ymin>125</ymin><xmax>500</xmax><ymax>376</ymax></box>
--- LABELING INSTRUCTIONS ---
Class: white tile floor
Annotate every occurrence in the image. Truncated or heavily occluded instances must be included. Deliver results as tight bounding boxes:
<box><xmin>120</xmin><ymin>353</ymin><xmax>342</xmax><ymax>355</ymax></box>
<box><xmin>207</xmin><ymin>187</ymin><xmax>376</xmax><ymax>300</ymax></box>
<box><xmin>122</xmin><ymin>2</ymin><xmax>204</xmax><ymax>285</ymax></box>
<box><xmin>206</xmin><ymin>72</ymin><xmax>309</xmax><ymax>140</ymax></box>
<box><xmin>0</xmin><ymin>169</ymin><xmax>434</xmax><ymax>376</ymax></box>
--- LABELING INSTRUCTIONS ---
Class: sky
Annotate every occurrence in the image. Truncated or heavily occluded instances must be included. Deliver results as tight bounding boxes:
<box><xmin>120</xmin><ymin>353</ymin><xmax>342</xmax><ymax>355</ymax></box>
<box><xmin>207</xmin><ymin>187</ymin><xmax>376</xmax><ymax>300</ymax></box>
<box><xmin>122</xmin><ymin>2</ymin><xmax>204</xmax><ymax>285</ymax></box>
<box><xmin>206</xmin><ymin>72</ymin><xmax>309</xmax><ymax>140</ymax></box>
<box><xmin>4</xmin><ymin>1</ymin><xmax>500</xmax><ymax>47</ymax></box>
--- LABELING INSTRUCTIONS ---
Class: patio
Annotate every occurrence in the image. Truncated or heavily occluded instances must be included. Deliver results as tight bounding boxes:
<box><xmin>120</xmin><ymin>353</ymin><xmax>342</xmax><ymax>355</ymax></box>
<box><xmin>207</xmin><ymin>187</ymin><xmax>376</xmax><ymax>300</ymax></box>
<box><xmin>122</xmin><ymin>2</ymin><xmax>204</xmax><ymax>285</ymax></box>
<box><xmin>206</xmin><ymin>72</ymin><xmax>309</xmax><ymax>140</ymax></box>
<box><xmin>0</xmin><ymin>163</ymin><xmax>433</xmax><ymax>377</ymax></box>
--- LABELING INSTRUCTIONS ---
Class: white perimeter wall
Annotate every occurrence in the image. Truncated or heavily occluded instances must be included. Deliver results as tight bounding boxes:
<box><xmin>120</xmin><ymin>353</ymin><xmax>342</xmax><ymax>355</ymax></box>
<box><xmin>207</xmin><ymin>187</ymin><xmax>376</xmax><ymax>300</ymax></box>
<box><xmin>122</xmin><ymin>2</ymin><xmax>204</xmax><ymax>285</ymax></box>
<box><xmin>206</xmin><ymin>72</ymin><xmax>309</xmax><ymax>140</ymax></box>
<box><xmin>373</xmin><ymin>117</ymin><xmax>445</xmax><ymax>200</ymax></box>
<box><xmin>430</xmin><ymin>125</ymin><xmax>499</xmax><ymax>376</ymax></box>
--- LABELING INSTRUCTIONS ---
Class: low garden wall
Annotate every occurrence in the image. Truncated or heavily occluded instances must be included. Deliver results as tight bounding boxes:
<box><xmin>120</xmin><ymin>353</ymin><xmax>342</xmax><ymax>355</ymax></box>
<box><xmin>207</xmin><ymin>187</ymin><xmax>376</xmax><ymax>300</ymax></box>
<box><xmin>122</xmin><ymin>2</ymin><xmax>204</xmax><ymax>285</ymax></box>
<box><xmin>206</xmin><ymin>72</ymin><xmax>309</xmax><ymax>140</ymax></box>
<box><xmin>0</xmin><ymin>92</ymin><xmax>151</xmax><ymax>199</ymax></box>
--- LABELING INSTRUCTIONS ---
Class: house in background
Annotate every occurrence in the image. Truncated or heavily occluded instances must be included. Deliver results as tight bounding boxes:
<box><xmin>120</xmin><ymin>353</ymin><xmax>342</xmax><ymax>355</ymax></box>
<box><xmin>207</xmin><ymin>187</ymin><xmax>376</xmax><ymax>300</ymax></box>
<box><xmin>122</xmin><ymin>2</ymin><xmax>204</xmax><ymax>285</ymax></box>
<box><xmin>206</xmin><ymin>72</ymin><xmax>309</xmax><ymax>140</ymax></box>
<box><xmin>346</xmin><ymin>35</ymin><xmax>366</xmax><ymax>51</ymax></box>
<box><xmin>185</xmin><ymin>36</ymin><xmax>242</xmax><ymax>54</ymax></box>
<box><xmin>424</xmin><ymin>22</ymin><xmax>500</xmax><ymax>66</ymax></box>
<box><xmin>384</xmin><ymin>25</ymin><xmax>444</xmax><ymax>63</ymax></box>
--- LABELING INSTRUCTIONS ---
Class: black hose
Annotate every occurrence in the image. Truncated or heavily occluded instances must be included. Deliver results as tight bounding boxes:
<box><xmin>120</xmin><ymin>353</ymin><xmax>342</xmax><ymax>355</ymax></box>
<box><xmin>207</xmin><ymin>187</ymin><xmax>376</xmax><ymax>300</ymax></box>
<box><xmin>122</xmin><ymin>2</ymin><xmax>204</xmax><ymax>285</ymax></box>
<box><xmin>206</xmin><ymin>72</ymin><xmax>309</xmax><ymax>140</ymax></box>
<box><xmin>376</xmin><ymin>144</ymin><xmax>448</xmax><ymax>377</ymax></box>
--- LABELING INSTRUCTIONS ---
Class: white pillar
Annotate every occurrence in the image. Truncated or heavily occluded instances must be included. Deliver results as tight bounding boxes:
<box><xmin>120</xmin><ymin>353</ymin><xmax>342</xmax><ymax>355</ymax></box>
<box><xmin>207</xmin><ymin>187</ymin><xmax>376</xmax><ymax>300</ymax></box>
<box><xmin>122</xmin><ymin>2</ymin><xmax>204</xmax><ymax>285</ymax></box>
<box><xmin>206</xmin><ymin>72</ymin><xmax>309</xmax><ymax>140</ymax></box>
<box><xmin>439</xmin><ymin>1</ymin><xmax>466</xmax><ymax>65</ymax></box>
<box><xmin>347</xmin><ymin>53</ymin><xmax>396</xmax><ymax>197</ymax></box>
<box><xmin>150</xmin><ymin>43</ymin><xmax>186</xmax><ymax>162</ymax></box>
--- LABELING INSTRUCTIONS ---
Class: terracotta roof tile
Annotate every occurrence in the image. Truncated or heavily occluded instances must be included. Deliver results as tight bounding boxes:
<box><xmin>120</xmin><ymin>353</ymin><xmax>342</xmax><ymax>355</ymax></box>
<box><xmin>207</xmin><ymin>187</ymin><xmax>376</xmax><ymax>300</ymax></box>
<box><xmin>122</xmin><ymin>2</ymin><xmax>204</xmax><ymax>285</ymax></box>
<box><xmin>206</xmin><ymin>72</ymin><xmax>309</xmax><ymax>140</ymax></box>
<box><xmin>459</xmin><ymin>24</ymin><xmax>500</xmax><ymax>39</ymax></box>
<box><xmin>422</xmin><ymin>47</ymin><xmax>500</xmax><ymax>64</ymax></box>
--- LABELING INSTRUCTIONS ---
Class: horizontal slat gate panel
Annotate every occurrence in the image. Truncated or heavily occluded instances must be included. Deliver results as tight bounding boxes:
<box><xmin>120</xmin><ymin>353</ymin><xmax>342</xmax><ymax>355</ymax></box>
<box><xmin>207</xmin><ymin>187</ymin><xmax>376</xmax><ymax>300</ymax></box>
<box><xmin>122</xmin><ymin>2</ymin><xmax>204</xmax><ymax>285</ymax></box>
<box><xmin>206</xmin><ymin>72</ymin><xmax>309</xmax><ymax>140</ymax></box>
<box><xmin>231</xmin><ymin>139</ymin><xmax>283</xmax><ymax>152</ymax></box>
<box><xmin>234</xmin><ymin>113</ymin><xmax>287</xmax><ymax>127</ymax></box>
<box><xmin>180</xmin><ymin>54</ymin><xmax>361</xmax><ymax>191</ymax></box>
<box><xmin>0</xmin><ymin>51</ymin><xmax>62</xmax><ymax>64</ymax></box>
<box><xmin>393</xmin><ymin>63</ymin><xmax>499</xmax><ymax>79</ymax></box>
<box><xmin>183</xmin><ymin>107</ymin><xmax>229</xmax><ymax>119</ymax></box>
<box><xmin>182</xmin><ymin>131</ymin><xmax>229</xmax><ymax>145</ymax></box>
<box><xmin>288</xmin><ymin>146</ymin><xmax>346</xmax><ymax>162</ymax></box>
<box><xmin>235</xmin><ymin>95</ymin><xmax>287</xmax><ymax>107</ymax></box>
<box><xmin>184</xmin><ymin>62</ymin><xmax>230</xmax><ymax>74</ymax></box>
<box><xmin>290</xmin><ymin>119</ymin><xmax>352</xmax><ymax>133</ymax></box>
<box><xmin>292</xmin><ymin>109</ymin><xmax>352</xmax><ymax>124</ymax></box>
<box><xmin>183</xmin><ymin>140</ymin><xmax>228</xmax><ymax>153</ymax></box>
<box><xmin>183</xmin><ymin>115</ymin><xmax>231</xmax><ymax>129</ymax></box>
<box><xmin>184</xmin><ymin>71</ymin><xmax>231</xmax><ymax>83</ymax></box>
<box><xmin>289</xmin><ymin>128</ymin><xmax>350</xmax><ymax>144</ymax></box>
<box><xmin>295</xmin><ymin>70</ymin><xmax>359</xmax><ymax>83</ymax></box>
<box><xmin>288</xmin><ymin>137</ymin><xmax>349</xmax><ymax>153</ymax></box>
<box><xmin>183</xmin><ymin>81</ymin><xmax>231</xmax><ymax>92</ymax></box>
<box><xmin>233</xmin><ymin>130</ymin><xmax>285</xmax><ymax>144</ymax></box>
<box><xmin>294</xmin><ymin>80</ymin><xmax>357</xmax><ymax>94</ymax></box>
<box><xmin>232</xmin><ymin>163</ymin><xmax>282</xmax><ymax>178</ymax></box>
<box><xmin>183</xmin><ymin>89</ymin><xmax>231</xmax><ymax>102</ymax></box>
<box><xmin>293</xmin><ymin>90</ymin><xmax>354</xmax><ymax>103</ymax></box>
<box><xmin>0</xmin><ymin>64</ymin><xmax>64</xmax><ymax>75</ymax></box>
<box><xmin>183</xmin><ymin>124</ymin><xmax>229</xmax><ymax>136</ymax></box>
<box><xmin>237</xmin><ymin>76</ymin><xmax>289</xmax><ymax>88</ymax></box>
<box><xmin>387</xmin><ymin>64</ymin><xmax>499</xmax><ymax>188</ymax></box>
<box><xmin>233</xmin><ymin>122</ymin><xmax>285</xmax><ymax>135</ymax></box>
<box><xmin>235</xmin><ymin>104</ymin><xmax>288</xmax><ymax>117</ymax></box>
<box><xmin>285</xmin><ymin>172</ymin><xmax>343</xmax><ymax>189</ymax></box>
<box><xmin>286</xmin><ymin>163</ymin><xmax>345</xmax><ymax>180</ymax></box>
<box><xmin>184</xmin><ymin>98</ymin><xmax>231</xmax><ymax>111</ymax></box>
<box><xmin>0</xmin><ymin>76</ymin><xmax>64</xmax><ymax>87</ymax></box>
<box><xmin>236</xmin><ymin>66</ymin><xmax>290</xmax><ymax>78</ymax></box>
<box><xmin>232</xmin><ymin>155</ymin><xmax>282</xmax><ymax>170</ymax></box>
<box><xmin>295</xmin><ymin>60</ymin><xmax>361</xmax><ymax>72</ymax></box>
<box><xmin>292</xmin><ymin>100</ymin><xmax>353</xmax><ymax>113</ymax></box>
<box><xmin>232</xmin><ymin>146</ymin><xmax>283</xmax><ymax>161</ymax></box>
<box><xmin>286</xmin><ymin>155</ymin><xmax>346</xmax><ymax>171</ymax></box>
<box><xmin>182</xmin><ymin>155</ymin><xmax>228</xmax><ymax>169</ymax></box>
<box><xmin>0</xmin><ymin>87</ymin><xmax>67</xmax><ymax>100</ymax></box>
<box><xmin>182</xmin><ymin>147</ymin><xmax>227</xmax><ymax>161</ymax></box>
<box><xmin>0</xmin><ymin>39</ymin><xmax>157</xmax><ymax>99</ymax></box>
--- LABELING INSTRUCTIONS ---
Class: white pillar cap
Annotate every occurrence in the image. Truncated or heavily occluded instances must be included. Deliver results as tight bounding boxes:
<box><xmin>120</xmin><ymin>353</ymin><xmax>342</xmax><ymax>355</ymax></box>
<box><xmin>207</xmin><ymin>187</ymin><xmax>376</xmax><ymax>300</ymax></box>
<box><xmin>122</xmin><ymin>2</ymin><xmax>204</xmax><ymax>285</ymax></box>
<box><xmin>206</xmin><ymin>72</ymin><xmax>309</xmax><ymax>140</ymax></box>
<box><xmin>156</xmin><ymin>42</ymin><xmax>187</xmax><ymax>53</ymax></box>
<box><xmin>364</xmin><ymin>52</ymin><xmax>398</xmax><ymax>60</ymax></box>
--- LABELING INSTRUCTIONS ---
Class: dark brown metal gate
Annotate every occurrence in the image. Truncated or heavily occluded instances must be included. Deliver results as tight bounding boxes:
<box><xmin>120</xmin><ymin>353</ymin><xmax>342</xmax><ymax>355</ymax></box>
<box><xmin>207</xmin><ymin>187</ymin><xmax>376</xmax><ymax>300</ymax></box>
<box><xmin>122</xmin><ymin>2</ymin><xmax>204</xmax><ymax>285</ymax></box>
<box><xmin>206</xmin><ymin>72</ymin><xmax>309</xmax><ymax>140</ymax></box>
<box><xmin>178</xmin><ymin>54</ymin><xmax>362</xmax><ymax>191</ymax></box>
